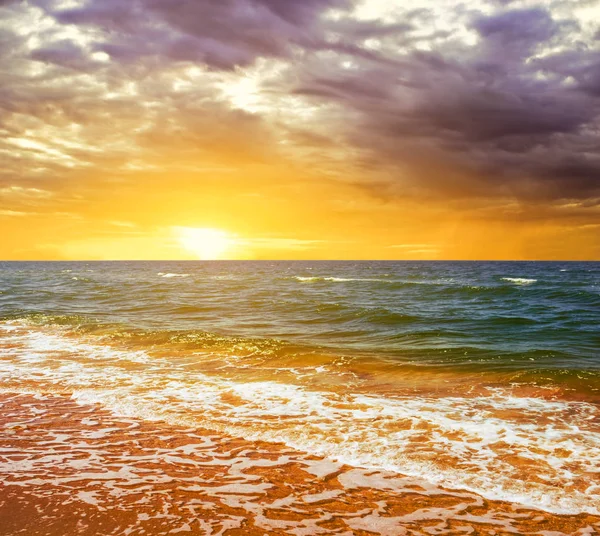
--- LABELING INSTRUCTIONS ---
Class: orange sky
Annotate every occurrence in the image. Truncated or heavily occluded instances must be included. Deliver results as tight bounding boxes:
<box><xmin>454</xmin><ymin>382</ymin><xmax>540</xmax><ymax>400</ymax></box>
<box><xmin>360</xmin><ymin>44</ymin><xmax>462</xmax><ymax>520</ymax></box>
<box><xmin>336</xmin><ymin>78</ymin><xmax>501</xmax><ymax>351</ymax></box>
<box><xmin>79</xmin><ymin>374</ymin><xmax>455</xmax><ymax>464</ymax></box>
<box><xmin>1</xmin><ymin>0</ymin><xmax>599</xmax><ymax>260</ymax></box>
<box><xmin>2</xmin><ymin>163</ymin><xmax>598</xmax><ymax>260</ymax></box>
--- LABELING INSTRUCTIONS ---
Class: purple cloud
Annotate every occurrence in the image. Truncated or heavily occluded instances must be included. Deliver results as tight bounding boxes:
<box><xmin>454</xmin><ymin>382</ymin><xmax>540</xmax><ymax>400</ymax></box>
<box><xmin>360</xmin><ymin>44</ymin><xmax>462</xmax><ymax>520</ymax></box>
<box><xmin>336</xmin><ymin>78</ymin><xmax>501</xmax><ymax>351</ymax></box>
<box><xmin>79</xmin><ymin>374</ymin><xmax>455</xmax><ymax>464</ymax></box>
<box><xmin>1</xmin><ymin>0</ymin><xmax>599</xmax><ymax>210</ymax></box>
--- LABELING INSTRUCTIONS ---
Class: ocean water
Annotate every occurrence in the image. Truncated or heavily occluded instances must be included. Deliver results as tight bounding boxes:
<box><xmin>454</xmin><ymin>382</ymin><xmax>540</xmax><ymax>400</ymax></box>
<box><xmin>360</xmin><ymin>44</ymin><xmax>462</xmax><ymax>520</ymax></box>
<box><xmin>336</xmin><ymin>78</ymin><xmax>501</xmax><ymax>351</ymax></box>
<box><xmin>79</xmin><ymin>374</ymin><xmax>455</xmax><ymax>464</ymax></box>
<box><xmin>1</xmin><ymin>261</ymin><xmax>599</xmax><ymax>527</ymax></box>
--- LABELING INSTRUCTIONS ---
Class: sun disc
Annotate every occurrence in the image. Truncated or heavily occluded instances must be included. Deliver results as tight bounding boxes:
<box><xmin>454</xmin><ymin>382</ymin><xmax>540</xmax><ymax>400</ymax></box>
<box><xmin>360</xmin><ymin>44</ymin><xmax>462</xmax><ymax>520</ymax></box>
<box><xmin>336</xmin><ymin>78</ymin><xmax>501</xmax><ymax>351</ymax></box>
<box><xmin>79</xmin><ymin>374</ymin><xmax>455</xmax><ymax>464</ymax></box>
<box><xmin>176</xmin><ymin>227</ymin><xmax>231</xmax><ymax>260</ymax></box>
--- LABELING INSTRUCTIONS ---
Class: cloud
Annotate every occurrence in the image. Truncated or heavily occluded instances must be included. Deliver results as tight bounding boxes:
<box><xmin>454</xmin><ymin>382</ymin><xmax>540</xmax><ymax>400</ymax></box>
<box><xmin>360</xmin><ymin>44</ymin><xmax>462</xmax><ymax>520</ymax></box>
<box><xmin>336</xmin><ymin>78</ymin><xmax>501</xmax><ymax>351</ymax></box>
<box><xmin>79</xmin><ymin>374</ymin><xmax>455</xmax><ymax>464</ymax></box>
<box><xmin>0</xmin><ymin>209</ymin><xmax>29</xmax><ymax>217</ymax></box>
<box><xmin>472</xmin><ymin>7</ymin><xmax>563</xmax><ymax>59</ymax></box>
<box><xmin>276</xmin><ymin>2</ymin><xmax>600</xmax><ymax>203</ymax></box>
<box><xmin>0</xmin><ymin>0</ymin><xmax>599</xmax><ymax>226</ymax></box>
<box><xmin>46</xmin><ymin>0</ymin><xmax>351</xmax><ymax>70</ymax></box>
<box><xmin>29</xmin><ymin>39</ymin><xmax>95</xmax><ymax>71</ymax></box>
<box><xmin>238</xmin><ymin>237</ymin><xmax>328</xmax><ymax>250</ymax></box>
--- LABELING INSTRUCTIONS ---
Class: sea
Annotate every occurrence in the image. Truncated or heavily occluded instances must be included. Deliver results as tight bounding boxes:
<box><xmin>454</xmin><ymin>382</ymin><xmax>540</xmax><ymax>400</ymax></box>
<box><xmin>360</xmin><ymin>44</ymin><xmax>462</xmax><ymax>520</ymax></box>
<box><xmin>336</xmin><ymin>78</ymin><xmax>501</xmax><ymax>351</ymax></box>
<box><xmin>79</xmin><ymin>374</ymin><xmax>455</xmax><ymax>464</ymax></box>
<box><xmin>1</xmin><ymin>261</ymin><xmax>599</xmax><ymax>535</ymax></box>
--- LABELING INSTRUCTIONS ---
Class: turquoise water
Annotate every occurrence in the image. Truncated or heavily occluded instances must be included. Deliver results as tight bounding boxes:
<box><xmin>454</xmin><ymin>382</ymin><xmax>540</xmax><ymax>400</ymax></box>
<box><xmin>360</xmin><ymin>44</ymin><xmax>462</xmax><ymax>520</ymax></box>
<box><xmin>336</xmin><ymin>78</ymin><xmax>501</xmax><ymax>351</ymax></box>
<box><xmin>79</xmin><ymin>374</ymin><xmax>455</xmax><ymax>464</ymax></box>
<box><xmin>1</xmin><ymin>261</ymin><xmax>599</xmax><ymax>514</ymax></box>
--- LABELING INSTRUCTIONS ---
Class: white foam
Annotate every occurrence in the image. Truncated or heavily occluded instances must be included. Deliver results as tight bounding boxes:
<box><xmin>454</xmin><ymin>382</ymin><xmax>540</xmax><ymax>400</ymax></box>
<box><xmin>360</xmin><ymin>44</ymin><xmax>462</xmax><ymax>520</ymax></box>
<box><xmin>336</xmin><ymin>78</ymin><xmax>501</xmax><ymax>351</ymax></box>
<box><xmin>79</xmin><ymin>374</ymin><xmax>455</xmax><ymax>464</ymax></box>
<box><xmin>68</xmin><ymin>385</ymin><xmax>600</xmax><ymax>515</ymax></box>
<box><xmin>1</xmin><ymin>321</ymin><xmax>599</xmax><ymax>515</ymax></box>
<box><xmin>502</xmin><ymin>277</ymin><xmax>537</xmax><ymax>285</ymax></box>
<box><xmin>157</xmin><ymin>273</ymin><xmax>190</xmax><ymax>278</ymax></box>
<box><xmin>294</xmin><ymin>276</ymin><xmax>388</xmax><ymax>283</ymax></box>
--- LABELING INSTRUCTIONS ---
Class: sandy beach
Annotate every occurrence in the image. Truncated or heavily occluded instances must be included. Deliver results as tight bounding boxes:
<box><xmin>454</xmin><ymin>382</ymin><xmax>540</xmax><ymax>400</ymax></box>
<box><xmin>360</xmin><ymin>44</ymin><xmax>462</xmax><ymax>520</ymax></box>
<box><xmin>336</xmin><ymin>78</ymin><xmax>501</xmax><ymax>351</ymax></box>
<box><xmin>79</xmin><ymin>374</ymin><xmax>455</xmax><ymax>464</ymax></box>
<box><xmin>2</xmin><ymin>392</ymin><xmax>599</xmax><ymax>536</ymax></box>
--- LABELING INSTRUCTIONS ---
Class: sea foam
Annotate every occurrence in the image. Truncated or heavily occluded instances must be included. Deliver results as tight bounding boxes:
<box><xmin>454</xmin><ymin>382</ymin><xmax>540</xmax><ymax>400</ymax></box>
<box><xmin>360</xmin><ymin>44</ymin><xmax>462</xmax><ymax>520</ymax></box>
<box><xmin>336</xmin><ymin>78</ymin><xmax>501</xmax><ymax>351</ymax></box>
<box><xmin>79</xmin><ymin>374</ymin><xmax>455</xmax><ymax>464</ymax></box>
<box><xmin>502</xmin><ymin>277</ymin><xmax>537</xmax><ymax>285</ymax></box>
<box><xmin>1</xmin><ymin>322</ymin><xmax>599</xmax><ymax>516</ymax></box>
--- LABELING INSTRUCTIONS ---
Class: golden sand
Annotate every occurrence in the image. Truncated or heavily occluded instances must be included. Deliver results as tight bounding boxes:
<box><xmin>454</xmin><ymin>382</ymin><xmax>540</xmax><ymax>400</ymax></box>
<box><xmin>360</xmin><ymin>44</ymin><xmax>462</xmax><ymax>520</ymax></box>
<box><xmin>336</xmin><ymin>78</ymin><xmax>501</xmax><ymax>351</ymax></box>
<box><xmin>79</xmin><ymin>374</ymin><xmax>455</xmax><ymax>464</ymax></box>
<box><xmin>1</xmin><ymin>393</ymin><xmax>598</xmax><ymax>536</ymax></box>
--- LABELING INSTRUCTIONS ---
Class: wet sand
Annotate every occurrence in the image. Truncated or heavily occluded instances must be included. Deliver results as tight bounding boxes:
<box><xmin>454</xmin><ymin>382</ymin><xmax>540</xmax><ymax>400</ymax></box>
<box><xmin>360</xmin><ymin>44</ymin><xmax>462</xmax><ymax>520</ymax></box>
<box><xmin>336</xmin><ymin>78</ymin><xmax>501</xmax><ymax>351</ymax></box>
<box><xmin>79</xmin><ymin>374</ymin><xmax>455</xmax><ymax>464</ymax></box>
<box><xmin>1</xmin><ymin>392</ymin><xmax>598</xmax><ymax>536</ymax></box>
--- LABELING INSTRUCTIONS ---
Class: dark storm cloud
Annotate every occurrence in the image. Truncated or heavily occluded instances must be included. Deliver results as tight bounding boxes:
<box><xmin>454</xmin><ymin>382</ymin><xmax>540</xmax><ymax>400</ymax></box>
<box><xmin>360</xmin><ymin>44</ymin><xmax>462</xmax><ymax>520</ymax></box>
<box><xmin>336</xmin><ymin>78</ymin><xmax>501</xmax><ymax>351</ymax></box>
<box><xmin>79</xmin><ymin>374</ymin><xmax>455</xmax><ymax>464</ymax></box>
<box><xmin>472</xmin><ymin>7</ymin><xmax>562</xmax><ymax>55</ymax></box>
<box><xmin>285</xmin><ymin>4</ymin><xmax>600</xmax><ymax>201</ymax></box>
<box><xmin>544</xmin><ymin>49</ymin><xmax>600</xmax><ymax>97</ymax></box>
<box><xmin>1</xmin><ymin>0</ymin><xmax>599</xmax><ymax>209</ymax></box>
<box><xmin>29</xmin><ymin>39</ymin><xmax>96</xmax><ymax>71</ymax></box>
<box><xmin>46</xmin><ymin>0</ymin><xmax>351</xmax><ymax>70</ymax></box>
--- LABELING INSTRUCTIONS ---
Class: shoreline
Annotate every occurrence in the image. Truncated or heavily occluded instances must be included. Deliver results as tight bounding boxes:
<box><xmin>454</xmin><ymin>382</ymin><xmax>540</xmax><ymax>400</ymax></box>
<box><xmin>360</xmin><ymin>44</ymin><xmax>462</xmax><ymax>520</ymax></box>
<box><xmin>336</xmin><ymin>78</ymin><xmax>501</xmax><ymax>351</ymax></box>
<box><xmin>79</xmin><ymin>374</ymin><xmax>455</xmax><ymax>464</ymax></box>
<box><xmin>1</xmin><ymin>392</ymin><xmax>599</xmax><ymax>536</ymax></box>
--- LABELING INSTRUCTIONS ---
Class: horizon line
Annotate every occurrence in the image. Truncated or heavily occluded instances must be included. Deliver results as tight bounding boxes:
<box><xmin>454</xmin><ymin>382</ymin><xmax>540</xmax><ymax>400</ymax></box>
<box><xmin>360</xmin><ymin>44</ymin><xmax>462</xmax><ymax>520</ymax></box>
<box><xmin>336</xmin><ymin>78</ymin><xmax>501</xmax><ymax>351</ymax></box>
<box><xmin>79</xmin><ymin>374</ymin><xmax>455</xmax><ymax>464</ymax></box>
<box><xmin>0</xmin><ymin>259</ymin><xmax>598</xmax><ymax>263</ymax></box>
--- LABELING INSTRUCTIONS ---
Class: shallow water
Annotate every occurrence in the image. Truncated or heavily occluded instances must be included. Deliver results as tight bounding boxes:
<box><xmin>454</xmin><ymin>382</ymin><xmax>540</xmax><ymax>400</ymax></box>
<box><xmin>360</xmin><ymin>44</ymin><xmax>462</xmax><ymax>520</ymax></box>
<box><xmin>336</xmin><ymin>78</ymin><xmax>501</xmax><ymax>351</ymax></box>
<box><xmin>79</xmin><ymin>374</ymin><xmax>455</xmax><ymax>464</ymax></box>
<box><xmin>0</xmin><ymin>261</ymin><xmax>599</xmax><ymax>532</ymax></box>
<box><xmin>2</xmin><ymin>392</ymin><xmax>598</xmax><ymax>536</ymax></box>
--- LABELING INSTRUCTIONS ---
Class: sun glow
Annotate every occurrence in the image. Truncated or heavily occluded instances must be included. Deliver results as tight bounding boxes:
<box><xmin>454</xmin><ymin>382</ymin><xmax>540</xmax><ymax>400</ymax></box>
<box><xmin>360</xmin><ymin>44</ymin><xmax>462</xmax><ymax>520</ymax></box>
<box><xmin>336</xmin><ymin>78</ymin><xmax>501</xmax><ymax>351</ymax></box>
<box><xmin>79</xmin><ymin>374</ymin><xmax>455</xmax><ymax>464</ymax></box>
<box><xmin>175</xmin><ymin>227</ymin><xmax>233</xmax><ymax>260</ymax></box>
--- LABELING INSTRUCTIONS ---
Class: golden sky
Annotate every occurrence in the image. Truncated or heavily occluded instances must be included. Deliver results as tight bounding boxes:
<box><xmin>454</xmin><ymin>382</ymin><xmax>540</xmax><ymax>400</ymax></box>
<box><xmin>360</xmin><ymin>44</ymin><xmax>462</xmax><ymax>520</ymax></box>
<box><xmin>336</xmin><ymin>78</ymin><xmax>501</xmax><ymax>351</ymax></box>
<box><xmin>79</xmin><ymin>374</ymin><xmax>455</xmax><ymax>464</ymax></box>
<box><xmin>1</xmin><ymin>0</ymin><xmax>599</xmax><ymax>260</ymax></box>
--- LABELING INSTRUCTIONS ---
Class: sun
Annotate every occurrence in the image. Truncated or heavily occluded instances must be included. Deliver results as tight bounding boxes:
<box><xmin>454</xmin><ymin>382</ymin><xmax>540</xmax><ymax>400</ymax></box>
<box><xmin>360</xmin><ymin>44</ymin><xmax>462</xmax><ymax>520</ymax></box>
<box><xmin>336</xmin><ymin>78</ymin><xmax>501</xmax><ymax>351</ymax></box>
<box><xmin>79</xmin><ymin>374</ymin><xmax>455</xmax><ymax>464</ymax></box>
<box><xmin>175</xmin><ymin>227</ymin><xmax>232</xmax><ymax>260</ymax></box>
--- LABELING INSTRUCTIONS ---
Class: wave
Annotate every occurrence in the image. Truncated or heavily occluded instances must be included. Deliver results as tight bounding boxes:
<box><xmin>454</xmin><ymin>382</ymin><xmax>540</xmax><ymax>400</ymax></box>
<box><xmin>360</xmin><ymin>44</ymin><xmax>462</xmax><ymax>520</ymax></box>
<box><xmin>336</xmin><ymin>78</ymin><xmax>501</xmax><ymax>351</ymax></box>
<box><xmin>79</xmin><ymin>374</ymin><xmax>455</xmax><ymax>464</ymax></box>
<box><xmin>502</xmin><ymin>277</ymin><xmax>537</xmax><ymax>285</ymax></box>
<box><xmin>1</xmin><ymin>321</ymin><xmax>599</xmax><ymax>515</ymax></box>
<box><xmin>70</xmin><ymin>385</ymin><xmax>600</xmax><ymax>515</ymax></box>
<box><xmin>157</xmin><ymin>272</ymin><xmax>190</xmax><ymax>278</ymax></box>
<box><xmin>360</xmin><ymin>308</ymin><xmax>421</xmax><ymax>324</ymax></box>
<box><xmin>292</xmin><ymin>276</ymin><xmax>545</xmax><ymax>294</ymax></box>
<box><xmin>293</xmin><ymin>276</ymin><xmax>390</xmax><ymax>283</ymax></box>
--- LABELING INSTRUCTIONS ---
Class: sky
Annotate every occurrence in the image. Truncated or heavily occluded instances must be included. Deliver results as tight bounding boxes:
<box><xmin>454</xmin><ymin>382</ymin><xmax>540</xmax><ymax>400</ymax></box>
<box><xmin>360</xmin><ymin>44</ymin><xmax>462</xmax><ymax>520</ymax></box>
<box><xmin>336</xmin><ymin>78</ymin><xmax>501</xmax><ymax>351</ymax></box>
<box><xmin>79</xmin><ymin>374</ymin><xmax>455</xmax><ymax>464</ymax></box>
<box><xmin>0</xmin><ymin>0</ymin><xmax>599</xmax><ymax>260</ymax></box>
